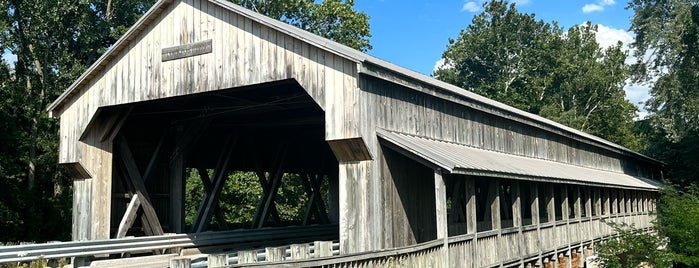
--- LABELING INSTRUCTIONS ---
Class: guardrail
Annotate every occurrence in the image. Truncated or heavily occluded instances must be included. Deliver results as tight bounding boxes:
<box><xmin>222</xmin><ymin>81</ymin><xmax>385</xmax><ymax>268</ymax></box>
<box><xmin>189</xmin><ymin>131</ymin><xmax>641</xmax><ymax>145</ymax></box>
<box><xmin>0</xmin><ymin>224</ymin><xmax>338</xmax><ymax>264</ymax></box>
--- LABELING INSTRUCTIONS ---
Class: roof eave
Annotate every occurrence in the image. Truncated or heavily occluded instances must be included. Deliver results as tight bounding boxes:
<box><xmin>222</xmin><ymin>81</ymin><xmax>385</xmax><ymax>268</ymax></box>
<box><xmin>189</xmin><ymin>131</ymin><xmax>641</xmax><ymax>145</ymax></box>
<box><xmin>46</xmin><ymin>0</ymin><xmax>175</xmax><ymax>117</ymax></box>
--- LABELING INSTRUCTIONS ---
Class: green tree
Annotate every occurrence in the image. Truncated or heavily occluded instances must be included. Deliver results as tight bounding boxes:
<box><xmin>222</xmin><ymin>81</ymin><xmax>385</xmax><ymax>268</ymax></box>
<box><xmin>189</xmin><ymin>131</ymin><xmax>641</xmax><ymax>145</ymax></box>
<box><xmin>0</xmin><ymin>0</ymin><xmax>156</xmax><ymax>242</ymax></box>
<box><xmin>655</xmin><ymin>184</ymin><xmax>699</xmax><ymax>267</ymax></box>
<box><xmin>435</xmin><ymin>1</ymin><xmax>642</xmax><ymax>150</ymax></box>
<box><xmin>232</xmin><ymin>0</ymin><xmax>372</xmax><ymax>51</ymax></box>
<box><xmin>628</xmin><ymin>0</ymin><xmax>699</xmax><ymax>141</ymax></box>
<box><xmin>597</xmin><ymin>221</ymin><xmax>671</xmax><ymax>268</ymax></box>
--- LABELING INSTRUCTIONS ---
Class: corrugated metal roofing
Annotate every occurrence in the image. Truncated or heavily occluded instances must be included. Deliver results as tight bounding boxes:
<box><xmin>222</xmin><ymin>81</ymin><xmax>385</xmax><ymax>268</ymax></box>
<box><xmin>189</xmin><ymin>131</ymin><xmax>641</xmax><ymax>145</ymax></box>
<box><xmin>47</xmin><ymin>0</ymin><xmax>658</xmax><ymax>164</ymax></box>
<box><xmin>377</xmin><ymin>129</ymin><xmax>662</xmax><ymax>190</ymax></box>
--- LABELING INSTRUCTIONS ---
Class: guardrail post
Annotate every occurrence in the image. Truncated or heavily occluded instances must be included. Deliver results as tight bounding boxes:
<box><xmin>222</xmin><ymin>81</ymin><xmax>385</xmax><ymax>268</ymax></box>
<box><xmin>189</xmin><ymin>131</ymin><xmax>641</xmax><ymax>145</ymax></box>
<box><xmin>238</xmin><ymin>250</ymin><xmax>258</xmax><ymax>264</ymax></box>
<box><xmin>169</xmin><ymin>258</ymin><xmax>191</xmax><ymax>268</ymax></box>
<box><xmin>208</xmin><ymin>254</ymin><xmax>229</xmax><ymax>267</ymax></box>
<box><xmin>265</xmin><ymin>247</ymin><xmax>286</xmax><ymax>262</ymax></box>
<box><xmin>291</xmin><ymin>243</ymin><xmax>311</xmax><ymax>259</ymax></box>
<box><xmin>313</xmin><ymin>241</ymin><xmax>332</xmax><ymax>257</ymax></box>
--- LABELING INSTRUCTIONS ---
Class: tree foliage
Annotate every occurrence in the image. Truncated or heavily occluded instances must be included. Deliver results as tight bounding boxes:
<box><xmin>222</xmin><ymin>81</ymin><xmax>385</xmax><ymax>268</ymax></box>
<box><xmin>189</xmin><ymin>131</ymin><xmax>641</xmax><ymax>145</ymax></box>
<box><xmin>628</xmin><ymin>0</ymin><xmax>699</xmax><ymax>141</ymax></box>
<box><xmin>435</xmin><ymin>1</ymin><xmax>642</xmax><ymax>150</ymax></box>
<box><xmin>232</xmin><ymin>0</ymin><xmax>372</xmax><ymax>51</ymax></box>
<box><xmin>0</xmin><ymin>0</ymin><xmax>156</xmax><ymax>242</ymax></box>
<box><xmin>655</xmin><ymin>184</ymin><xmax>699</xmax><ymax>267</ymax></box>
<box><xmin>597</xmin><ymin>221</ymin><xmax>672</xmax><ymax>268</ymax></box>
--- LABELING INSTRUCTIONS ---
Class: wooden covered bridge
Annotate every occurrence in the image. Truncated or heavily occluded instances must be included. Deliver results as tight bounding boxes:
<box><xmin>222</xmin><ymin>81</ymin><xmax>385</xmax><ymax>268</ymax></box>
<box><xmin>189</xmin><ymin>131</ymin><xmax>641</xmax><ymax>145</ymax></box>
<box><xmin>45</xmin><ymin>0</ymin><xmax>662</xmax><ymax>266</ymax></box>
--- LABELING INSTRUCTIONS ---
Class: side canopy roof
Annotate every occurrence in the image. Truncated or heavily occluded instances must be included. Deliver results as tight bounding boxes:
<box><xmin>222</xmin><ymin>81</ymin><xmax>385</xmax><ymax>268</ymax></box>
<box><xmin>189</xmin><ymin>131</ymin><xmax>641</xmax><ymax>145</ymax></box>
<box><xmin>378</xmin><ymin>129</ymin><xmax>662</xmax><ymax>190</ymax></box>
<box><xmin>47</xmin><ymin>0</ymin><xmax>660</xmax><ymax>167</ymax></box>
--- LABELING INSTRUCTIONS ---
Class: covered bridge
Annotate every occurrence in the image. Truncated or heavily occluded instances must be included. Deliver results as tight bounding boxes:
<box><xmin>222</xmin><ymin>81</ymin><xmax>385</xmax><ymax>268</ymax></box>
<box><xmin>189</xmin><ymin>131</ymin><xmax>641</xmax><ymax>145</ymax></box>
<box><xmin>47</xmin><ymin>0</ymin><xmax>662</xmax><ymax>266</ymax></box>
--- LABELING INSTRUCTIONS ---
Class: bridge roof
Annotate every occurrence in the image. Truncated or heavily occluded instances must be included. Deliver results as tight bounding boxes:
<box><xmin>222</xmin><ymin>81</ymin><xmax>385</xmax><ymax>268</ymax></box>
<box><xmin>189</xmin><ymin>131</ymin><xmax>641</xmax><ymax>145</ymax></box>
<box><xmin>378</xmin><ymin>129</ymin><xmax>662</xmax><ymax>190</ymax></box>
<box><xmin>46</xmin><ymin>0</ymin><xmax>659</xmax><ymax>165</ymax></box>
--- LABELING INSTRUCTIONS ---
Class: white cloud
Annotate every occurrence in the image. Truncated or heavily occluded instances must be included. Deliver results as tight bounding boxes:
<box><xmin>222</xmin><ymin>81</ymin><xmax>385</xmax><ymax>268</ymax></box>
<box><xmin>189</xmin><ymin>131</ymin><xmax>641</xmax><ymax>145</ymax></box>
<box><xmin>590</xmin><ymin>24</ymin><xmax>651</xmax><ymax>118</ymax></box>
<box><xmin>461</xmin><ymin>1</ymin><xmax>481</xmax><ymax>12</ymax></box>
<box><xmin>594</xmin><ymin>24</ymin><xmax>633</xmax><ymax>49</ymax></box>
<box><xmin>582</xmin><ymin>4</ymin><xmax>604</xmax><ymax>13</ymax></box>
<box><xmin>434</xmin><ymin>58</ymin><xmax>446</xmax><ymax>73</ymax></box>
<box><xmin>582</xmin><ymin>0</ymin><xmax>615</xmax><ymax>13</ymax></box>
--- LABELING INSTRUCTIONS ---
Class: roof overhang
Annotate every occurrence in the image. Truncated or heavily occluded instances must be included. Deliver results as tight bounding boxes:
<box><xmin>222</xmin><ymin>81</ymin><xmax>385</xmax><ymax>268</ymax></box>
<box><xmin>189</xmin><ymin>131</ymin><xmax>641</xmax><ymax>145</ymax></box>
<box><xmin>377</xmin><ymin>129</ymin><xmax>663</xmax><ymax>191</ymax></box>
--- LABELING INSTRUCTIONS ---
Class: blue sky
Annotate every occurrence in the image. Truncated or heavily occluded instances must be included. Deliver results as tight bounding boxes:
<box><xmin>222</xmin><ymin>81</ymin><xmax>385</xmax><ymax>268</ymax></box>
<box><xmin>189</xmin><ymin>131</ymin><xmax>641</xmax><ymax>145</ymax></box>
<box><xmin>353</xmin><ymin>0</ymin><xmax>649</xmax><ymax>117</ymax></box>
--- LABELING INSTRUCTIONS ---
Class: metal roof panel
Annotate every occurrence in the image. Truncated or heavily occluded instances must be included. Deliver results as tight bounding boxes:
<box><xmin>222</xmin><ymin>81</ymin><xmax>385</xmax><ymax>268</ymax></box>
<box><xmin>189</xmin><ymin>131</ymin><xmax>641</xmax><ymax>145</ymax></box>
<box><xmin>377</xmin><ymin>129</ymin><xmax>662</xmax><ymax>190</ymax></box>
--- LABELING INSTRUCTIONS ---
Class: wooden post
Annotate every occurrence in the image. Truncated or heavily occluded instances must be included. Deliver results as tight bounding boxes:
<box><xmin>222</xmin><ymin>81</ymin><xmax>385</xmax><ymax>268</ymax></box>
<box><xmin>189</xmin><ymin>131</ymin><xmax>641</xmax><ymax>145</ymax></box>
<box><xmin>208</xmin><ymin>254</ymin><xmax>229</xmax><ymax>267</ymax></box>
<box><xmin>531</xmin><ymin>183</ymin><xmax>542</xmax><ymax>261</ymax></box>
<box><xmin>434</xmin><ymin>170</ymin><xmax>448</xmax><ymax>267</ymax></box>
<box><xmin>611</xmin><ymin>189</ymin><xmax>618</xmax><ymax>215</ymax></box>
<box><xmin>169</xmin><ymin>150</ymin><xmax>185</xmax><ymax>233</ymax></box>
<box><xmin>490</xmin><ymin>179</ymin><xmax>501</xmax><ymax>231</ymax></box>
<box><xmin>169</xmin><ymin>258</ymin><xmax>191</xmax><ymax>268</ymax></box>
<box><xmin>465</xmin><ymin>176</ymin><xmax>477</xmax><ymax>268</ymax></box>
<box><xmin>314</xmin><ymin>241</ymin><xmax>333</xmax><ymax>257</ymax></box>
<box><xmin>237</xmin><ymin>250</ymin><xmax>258</xmax><ymax>264</ymax></box>
<box><xmin>265</xmin><ymin>247</ymin><xmax>286</xmax><ymax>262</ymax></box>
<box><xmin>547</xmin><ymin>184</ymin><xmax>556</xmax><ymax>223</ymax></box>
<box><xmin>573</xmin><ymin>186</ymin><xmax>581</xmax><ymax>220</ymax></box>
<box><xmin>290</xmin><ymin>244</ymin><xmax>311</xmax><ymax>260</ymax></box>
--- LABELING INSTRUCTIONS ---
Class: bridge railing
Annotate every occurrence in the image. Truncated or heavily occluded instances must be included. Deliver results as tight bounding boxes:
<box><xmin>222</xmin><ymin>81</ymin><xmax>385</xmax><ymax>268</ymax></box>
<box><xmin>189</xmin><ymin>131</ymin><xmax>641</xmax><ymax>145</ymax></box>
<box><xmin>228</xmin><ymin>212</ymin><xmax>654</xmax><ymax>268</ymax></box>
<box><xmin>0</xmin><ymin>224</ymin><xmax>338</xmax><ymax>264</ymax></box>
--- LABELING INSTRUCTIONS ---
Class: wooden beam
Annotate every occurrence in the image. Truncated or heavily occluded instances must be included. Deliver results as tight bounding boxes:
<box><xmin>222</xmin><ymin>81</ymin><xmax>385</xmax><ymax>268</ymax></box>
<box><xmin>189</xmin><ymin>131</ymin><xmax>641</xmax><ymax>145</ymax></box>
<box><xmin>434</xmin><ymin>170</ymin><xmax>448</xmax><ymax>268</ymax></box>
<box><xmin>465</xmin><ymin>176</ymin><xmax>476</xmax><ymax>234</ymax></box>
<box><xmin>512</xmin><ymin>181</ymin><xmax>522</xmax><ymax>227</ymax></box>
<box><xmin>252</xmin><ymin>145</ymin><xmax>288</xmax><ymax>229</ymax></box>
<box><xmin>192</xmin><ymin>136</ymin><xmax>236</xmax><ymax>233</ymax></box>
<box><xmin>196</xmin><ymin>168</ymin><xmax>228</xmax><ymax>230</ymax></box>
<box><xmin>116</xmin><ymin>135</ymin><xmax>164</xmax><ymax>236</ymax></box>
<box><xmin>253</xmin><ymin>171</ymin><xmax>281</xmax><ymax>225</ymax></box>
<box><xmin>489</xmin><ymin>178</ymin><xmax>501</xmax><ymax>230</ymax></box>
<box><xmin>301</xmin><ymin>174</ymin><xmax>329</xmax><ymax>225</ymax></box>
<box><xmin>116</xmin><ymin>193</ymin><xmax>141</xmax><ymax>238</ymax></box>
<box><xmin>547</xmin><ymin>184</ymin><xmax>555</xmax><ymax>223</ymax></box>
<box><xmin>435</xmin><ymin>170</ymin><xmax>447</xmax><ymax>239</ymax></box>
<box><xmin>99</xmin><ymin>107</ymin><xmax>132</xmax><ymax>142</ymax></box>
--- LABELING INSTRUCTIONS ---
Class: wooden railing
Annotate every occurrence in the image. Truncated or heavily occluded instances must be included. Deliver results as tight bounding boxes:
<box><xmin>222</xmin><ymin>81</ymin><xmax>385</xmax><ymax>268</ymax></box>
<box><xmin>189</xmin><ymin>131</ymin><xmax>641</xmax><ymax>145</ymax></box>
<box><xmin>230</xmin><ymin>212</ymin><xmax>654</xmax><ymax>268</ymax></box>
<box><xmin>0</xmin><ymin>213</ymin><xmax>653</xmax><ymax>267</ymax></box>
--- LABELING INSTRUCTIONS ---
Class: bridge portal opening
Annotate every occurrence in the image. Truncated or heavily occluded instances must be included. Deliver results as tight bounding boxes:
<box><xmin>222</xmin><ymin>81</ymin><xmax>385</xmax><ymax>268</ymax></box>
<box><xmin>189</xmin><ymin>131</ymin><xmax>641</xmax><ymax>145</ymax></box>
<box><xmin>106</xmin><ymin>79</ymin><xmax>339</xmax><ymax>244</ymax></box>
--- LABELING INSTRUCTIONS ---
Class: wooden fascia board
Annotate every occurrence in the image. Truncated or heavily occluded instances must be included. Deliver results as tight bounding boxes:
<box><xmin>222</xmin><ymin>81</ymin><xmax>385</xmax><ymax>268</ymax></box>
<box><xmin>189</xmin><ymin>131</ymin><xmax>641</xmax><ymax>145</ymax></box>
<box><xmin>451</xmin><ymin>168</ymin><xmax>661</xmax><ymax>192</ymax></box>
<box><xmin>358</xmin><ymin>61</ymin><xmax>662</xmax><ymax>166</ymax></box>
<box><xmin>46</xmin><ymin>0</ymin><xmax>174</xmax><ymax>117</ymax></box>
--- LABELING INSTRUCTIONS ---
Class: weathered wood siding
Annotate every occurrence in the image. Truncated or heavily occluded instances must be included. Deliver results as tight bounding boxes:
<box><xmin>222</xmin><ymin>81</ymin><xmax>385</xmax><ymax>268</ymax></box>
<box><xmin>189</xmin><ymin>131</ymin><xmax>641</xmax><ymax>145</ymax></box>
<box><xmin>56</xmin><ymin>0</ymin><xmax>361</xmax><ymax>241</ymax></box>
<box><xmin>56</xmin><ymin>0</ymin><xmax>360</xmax><ymax>166</ymax></box>
<box><xmin>358</xmin><ymin>75</ymin><xmax>653</xmax><ymax>177</ymax></box>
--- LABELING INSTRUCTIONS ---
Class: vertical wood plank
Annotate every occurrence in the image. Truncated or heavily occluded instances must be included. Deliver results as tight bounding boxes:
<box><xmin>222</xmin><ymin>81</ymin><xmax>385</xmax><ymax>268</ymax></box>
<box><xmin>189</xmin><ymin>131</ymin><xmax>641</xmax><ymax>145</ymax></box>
<box><xmin>314</xmin><ymin>241</ymin><xmax>333</xmax><ymax>258</ymax></box>
<box><xmin>169</xmin><ymin>258</ymin><xmax>191</xmax><ymax>268</ymax></box>
<box><xmin>265</xmin><ymin>247</ymin><xmax>286</xmax><ymax>262</ymax></box>
<box><xmin>208</xmin><ymin>254</ymin><xmax>229</xmax><ymax>267</ymax></box>
<box><xmin>290</xmin><ymin>244</ymin><xmax>311</xmax><ymax>260</ymax></box>
<box><xmin>237</xmin><ymin>250</ymin><xmax>258</xmax><ymax>264</ymax></box>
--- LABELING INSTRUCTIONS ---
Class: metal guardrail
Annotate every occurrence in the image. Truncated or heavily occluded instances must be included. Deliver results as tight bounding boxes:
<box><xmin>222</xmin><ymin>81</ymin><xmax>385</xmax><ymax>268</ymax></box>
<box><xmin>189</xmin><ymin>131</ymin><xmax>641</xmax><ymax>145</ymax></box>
<box><xmin>0</xmin><ymin>224</ymin><xmax>338</xmax><ymax>264</ymax></box>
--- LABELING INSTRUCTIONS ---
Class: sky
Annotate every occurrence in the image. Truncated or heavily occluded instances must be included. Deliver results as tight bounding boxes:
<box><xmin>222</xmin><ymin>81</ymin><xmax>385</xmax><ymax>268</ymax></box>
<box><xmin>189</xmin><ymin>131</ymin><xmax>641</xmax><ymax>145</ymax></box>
<box><xmin>352</xmin><ymin>0</ymin><xmax>650</xmax><ymax>117</ymax></box>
